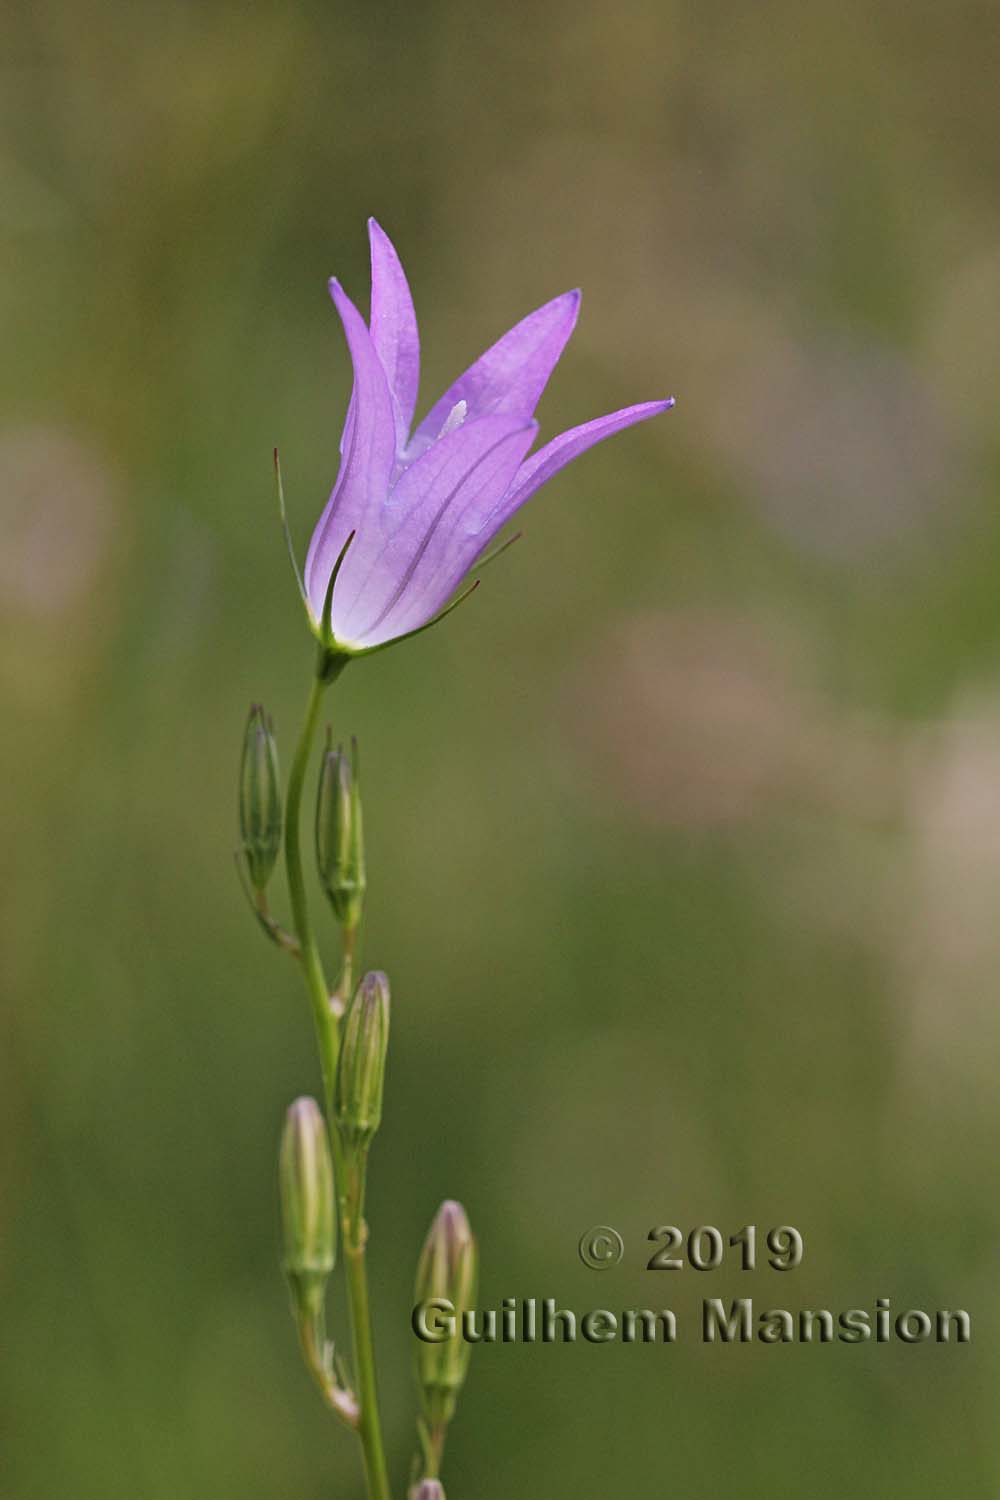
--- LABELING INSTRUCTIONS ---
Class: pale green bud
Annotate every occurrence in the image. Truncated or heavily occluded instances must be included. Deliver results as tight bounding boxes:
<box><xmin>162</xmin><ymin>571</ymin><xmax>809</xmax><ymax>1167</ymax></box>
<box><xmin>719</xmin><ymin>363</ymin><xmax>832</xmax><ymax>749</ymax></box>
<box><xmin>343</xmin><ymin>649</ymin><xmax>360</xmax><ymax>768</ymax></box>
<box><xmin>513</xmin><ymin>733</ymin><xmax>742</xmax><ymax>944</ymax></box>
<box><xmin>279</xmin><ymin>1097</ymin><xmax>336</xmax><ymax>1314</ymax></box>
<box><xmin>239</xmin><ymin>704</ymin><xmax>282</xmax><ymax>889</ymax></box>
<box><xmin>315</xmin><ymin>734</ymin><xmax>366</xmax><ymax>930</ymax></box>
<box><xmin>334</xmin><ymin>971</ymin><xmax>390</xmax><ymax>1148</ymax></box>
<box><xmin>414</xmin><ymin>1200</ymin><xmax>478</xmax><ymax>1425</ymax></box>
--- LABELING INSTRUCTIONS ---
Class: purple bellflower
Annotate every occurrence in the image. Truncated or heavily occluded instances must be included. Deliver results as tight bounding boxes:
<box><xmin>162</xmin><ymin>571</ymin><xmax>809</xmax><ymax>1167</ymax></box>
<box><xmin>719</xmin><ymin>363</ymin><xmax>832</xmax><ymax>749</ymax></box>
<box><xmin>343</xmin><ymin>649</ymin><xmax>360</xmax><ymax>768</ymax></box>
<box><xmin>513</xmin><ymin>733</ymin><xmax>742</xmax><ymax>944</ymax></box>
<box><xmin>297</xmin><ymin>220</ymin><xmax>673</xmax><ymax>659</ymax></box>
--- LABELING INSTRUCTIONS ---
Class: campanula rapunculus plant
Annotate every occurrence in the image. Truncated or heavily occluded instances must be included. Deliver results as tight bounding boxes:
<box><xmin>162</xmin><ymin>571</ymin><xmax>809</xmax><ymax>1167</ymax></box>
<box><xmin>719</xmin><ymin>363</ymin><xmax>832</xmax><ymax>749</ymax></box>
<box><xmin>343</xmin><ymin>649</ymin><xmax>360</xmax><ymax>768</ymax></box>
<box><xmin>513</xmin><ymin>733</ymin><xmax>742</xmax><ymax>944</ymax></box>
<box><xmin>240</xmin><ymin>221</ymin><xmax>673</xmax><ymax>1500</ymax></box>
<box><xmin>302</xmin><ymin>219</ymin><xmax>673</xmax><ymax>655</ymax></box>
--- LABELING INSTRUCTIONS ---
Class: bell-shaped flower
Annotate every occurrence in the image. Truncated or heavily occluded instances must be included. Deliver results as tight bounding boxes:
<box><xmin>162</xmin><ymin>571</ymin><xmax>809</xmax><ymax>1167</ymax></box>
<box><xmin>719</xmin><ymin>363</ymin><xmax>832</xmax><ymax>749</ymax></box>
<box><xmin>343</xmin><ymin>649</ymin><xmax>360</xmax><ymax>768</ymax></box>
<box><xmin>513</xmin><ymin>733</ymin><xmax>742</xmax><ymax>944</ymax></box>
<box><xmin>299</xmin><ymin>219</ymin><xmax>673</xmax><ymax>656</ymax></box>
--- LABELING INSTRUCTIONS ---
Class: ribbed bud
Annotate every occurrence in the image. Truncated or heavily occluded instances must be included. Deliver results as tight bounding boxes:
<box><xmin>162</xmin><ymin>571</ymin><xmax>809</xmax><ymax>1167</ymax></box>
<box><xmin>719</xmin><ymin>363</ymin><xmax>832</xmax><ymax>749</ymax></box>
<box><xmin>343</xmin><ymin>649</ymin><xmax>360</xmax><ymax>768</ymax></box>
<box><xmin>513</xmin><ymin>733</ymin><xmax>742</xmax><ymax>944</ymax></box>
<box><xmin>279</xmin><ymin>1097</ymin><xmax>336</xmax><ymax>1314</ymax></box>
<box><xmin>334</xmin><ymin>971</ymin><xmax>390</xmax><ymax>1148</ymax></box>
<box><xmin>239</xmin><ymin>704</ymin><xmax>282</xmax><ymax>889</ymax></box>
<box><xmin>315</xmin><ymin>734</ymin><xmax>366</xmax><ymax>930</ymax></box>
<box><xmin>414</xmin><ymin>1200</ymin><xmax>478</xmax><ymax>1425</ymax></box>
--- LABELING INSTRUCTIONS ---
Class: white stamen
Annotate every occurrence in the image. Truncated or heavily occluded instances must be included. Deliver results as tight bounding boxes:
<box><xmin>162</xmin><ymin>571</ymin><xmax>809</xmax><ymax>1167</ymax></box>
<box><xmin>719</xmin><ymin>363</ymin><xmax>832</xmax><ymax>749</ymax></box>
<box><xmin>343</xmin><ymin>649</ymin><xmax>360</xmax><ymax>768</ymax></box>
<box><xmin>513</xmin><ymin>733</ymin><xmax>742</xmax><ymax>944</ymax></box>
<box><xmin>438</xmin><ymin>399</ymin><xmax>468</xmax><ymax>439</ymax></box>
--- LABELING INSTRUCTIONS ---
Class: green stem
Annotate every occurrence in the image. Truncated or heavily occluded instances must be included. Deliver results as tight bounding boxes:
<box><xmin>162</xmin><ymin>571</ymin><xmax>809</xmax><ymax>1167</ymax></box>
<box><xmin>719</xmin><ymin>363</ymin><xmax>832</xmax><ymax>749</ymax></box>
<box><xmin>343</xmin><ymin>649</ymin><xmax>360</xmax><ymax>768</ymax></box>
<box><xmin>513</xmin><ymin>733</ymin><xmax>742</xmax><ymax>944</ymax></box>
<box><xmin>344</xmin><ymin>1235</ymin><xmax>392</xmax><ymax>1500</ymax></box>
<box><xmin>284</xmin><ymin>674</ymin><xmax>338</xmax><ymax>1106</ymax></box>
<box><xmin>284</xmin><ymin>668</ymin><xmax>393</xmax><ymax>1500</ymax></box>
<box><xmin>333</xmin><ymin>924</ymin><xmax>357</xmax><ymax>1018</ymax></box>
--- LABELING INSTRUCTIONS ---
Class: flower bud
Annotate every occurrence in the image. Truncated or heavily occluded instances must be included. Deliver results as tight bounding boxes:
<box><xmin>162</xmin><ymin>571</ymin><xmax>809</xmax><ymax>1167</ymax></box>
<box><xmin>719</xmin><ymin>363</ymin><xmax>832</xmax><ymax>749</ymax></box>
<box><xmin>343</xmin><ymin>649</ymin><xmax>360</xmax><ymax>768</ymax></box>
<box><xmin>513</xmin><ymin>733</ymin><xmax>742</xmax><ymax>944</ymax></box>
<box><xmin>411</xmin><ymin>1483</ymin><xmax>445</xmax><ymax>1500</ymax></box>
<box><xmin>414</xmin><ymin>1200</ymin><xmax>478</xmax><ymax>1425</ymax></box>
<box><xmin>315</xmin><ymin>734</ymin><xmax>366</xmax><ymax>930</ymax></box>
<box><xmin>239</xmin><ymin>704</ymin><xmax>282</xmax><ymax>889</ymax></box>
<box><xmin>279</xmin><ymin>1097</ymin><xmax>336</xmax><ymax>1314</ymax></box>
<box><xmin>334</xmin><ymin>971</ymin><xmax>390</xmax><ymax>1148</ymax></box>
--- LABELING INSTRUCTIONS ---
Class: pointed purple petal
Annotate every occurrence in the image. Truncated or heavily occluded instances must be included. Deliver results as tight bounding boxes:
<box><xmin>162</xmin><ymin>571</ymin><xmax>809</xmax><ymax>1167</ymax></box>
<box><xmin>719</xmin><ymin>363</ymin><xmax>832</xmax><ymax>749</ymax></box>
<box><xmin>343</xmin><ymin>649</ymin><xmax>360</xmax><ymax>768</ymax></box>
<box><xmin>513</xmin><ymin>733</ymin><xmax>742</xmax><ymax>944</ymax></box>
<box><xmin>333</xmin><ymin>414</ymin><xmax>537</xmax><ymax>647</ymax></box>
<box><xmin>304</xmin><ymin>279</ymin><xmax>397</xmax><ymax>622</ymax></box>
<box><xmin>410</xmin><ymin>290</ymin><xmax>580</xmax><ymax>454</ymax></box>
<box><xmin>338</xmin><ymin>390</ymin><xmax>356</xmax><ymax>456</ymax></box>
<box><xmin>501</xmin><ymin>399</ymin><xmax>674</xmax><ymax>517</ymax></box>
<box><xmin>368</xmin><ymin>218</ymin><xmax>420</xmax><ymax>452</ymax></box>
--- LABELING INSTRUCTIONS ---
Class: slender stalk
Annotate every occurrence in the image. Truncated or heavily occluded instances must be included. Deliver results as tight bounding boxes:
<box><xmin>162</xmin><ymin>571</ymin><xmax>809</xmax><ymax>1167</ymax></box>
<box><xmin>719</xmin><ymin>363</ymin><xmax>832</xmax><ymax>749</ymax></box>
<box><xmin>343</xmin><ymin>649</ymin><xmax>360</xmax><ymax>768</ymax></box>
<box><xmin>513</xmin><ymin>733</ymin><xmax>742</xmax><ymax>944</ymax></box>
<box><xmin>297</xmin><ymin>1311</ymin><xmax>360</xmax><ymax>1428</ymax></box>
<box><xmin>332</xmin><ymin>925</ymin><xmax>357</xmax><ymax>1019</ymax></box>
<box><xmin>417</xmin><ymin>1419</ymin><xmax>446</xmax><ymax>1480</ymax></box>
<box><xmin>284</xmin><ymin>669</ymin><xmax>393</xmax><ymax>1500</ymax></box>
<box><xmin>284</xmin><ymin>674</ymin><xmax>338</xmax><ymax>1106</ymax></box>
<box><xmin>344</xmin><ymin>1232</ymin><xmax>392</xmax><ymax>1500</ymax></box>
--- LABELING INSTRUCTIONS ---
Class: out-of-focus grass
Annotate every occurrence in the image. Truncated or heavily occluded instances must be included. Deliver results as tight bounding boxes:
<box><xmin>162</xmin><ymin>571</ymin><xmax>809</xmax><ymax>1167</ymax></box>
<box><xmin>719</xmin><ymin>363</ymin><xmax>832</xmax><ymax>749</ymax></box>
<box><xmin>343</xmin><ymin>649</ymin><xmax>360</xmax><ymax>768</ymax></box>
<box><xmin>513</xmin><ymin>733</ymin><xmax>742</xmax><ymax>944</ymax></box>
<box><xmin>3</xmin><ymin>1</ymin><xmax>999</xmax><ymax>1496</ymax></box>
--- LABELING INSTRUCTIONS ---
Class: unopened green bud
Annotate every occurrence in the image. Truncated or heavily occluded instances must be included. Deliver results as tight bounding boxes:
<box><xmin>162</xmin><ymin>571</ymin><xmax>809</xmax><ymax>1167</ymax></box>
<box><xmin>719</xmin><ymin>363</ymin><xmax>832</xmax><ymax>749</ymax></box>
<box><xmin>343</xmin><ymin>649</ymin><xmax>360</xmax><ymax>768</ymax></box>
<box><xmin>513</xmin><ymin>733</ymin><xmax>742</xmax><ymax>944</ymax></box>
<box><xmin>414</xmin><ymin>1200</ymin><xmax>478</xmax><ymax>1425</ymax></box>
<box><xmin>334</xmin><ymin>971</ymin><xmax>390</xmax><ymax>1148</ymax></box>
<box><xmin>279</xmin><ymin>1097</ymin><xmax>336</xmax><ymax>1314</ymax></box>
<box><xmin>315</xmin><ymin>734</ymin><xmax>366</xmax><ymax>930</ymax></box>
<box><xmin>239</xmin><ymin>704</ymin><xmax>282</xmax><ymax>889</ymax></box>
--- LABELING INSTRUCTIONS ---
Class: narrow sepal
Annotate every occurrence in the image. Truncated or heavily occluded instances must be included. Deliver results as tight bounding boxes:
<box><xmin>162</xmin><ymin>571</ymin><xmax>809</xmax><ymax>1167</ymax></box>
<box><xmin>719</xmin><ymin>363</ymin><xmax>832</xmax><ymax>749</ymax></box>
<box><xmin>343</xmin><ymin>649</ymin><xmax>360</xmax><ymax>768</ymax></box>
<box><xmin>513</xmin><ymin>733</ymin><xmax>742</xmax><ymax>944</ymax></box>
<box><xmin>349</xmin><ymin>578</ymin><xmax>482</xmax><ymax>659</ymax></box>
<box><xmin>273</xmin><ymin>448</ymin><xmax>310</xmax><ymax>617</ymax></box>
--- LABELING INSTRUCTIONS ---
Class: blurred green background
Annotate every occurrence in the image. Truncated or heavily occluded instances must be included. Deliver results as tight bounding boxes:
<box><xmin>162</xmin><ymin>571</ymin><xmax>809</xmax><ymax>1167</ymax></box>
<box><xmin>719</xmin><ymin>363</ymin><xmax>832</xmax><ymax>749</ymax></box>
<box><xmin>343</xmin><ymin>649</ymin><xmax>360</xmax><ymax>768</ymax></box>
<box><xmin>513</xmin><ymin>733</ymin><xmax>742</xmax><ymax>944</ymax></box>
<box><xmin>3</xmin><ymin>1</ymin><xmax>999</xmax><ymax>1495</ymax></box>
